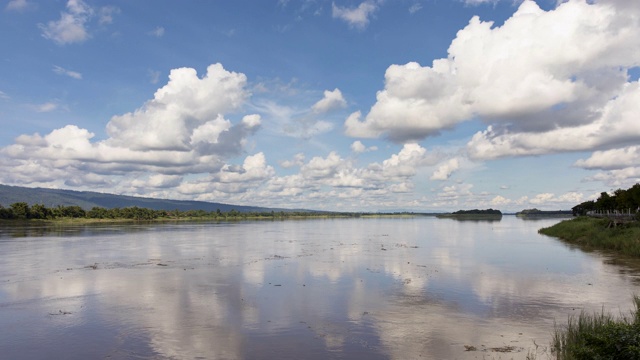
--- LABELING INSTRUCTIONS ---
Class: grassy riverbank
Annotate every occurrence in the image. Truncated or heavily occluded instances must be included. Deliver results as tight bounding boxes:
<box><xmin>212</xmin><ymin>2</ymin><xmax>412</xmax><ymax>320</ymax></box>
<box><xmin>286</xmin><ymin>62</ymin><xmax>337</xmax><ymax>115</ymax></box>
<box><xmin>539</xmin><ymin>216</ymin><xmax>640</xmax><ymax>257</ymax></box>
<box><xmin>552</xmin><ymin>296</ymin><xmax>640</xmax><ymax>359</ymax></box>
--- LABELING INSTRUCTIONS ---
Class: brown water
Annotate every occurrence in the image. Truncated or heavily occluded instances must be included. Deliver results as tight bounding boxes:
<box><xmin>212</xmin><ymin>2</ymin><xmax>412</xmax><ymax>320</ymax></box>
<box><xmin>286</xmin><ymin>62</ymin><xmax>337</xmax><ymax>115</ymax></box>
<box><xmin>1</xmin><ymin>217</ymin><xmax>640</xmax><ymax>359</ymax></box>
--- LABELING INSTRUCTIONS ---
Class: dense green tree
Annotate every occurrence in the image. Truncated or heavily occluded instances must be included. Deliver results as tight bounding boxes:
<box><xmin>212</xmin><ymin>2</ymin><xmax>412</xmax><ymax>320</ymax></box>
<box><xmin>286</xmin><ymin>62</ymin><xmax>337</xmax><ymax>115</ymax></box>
<box><xmin>29</xmin><ymin>204</ymin><xmax>51</xmax><ymax>219</ymax></box>
<box><xmin>574</xmin><ymin>184</ymin><xmax>640</xmax><ymax>215</ymax></box>
<box><xmin>10</xmin><ymin>202</ymin><xmax>30</xmax><ymax>219</ymax></box>
<box><xmin>595</xmin><ymin>192</ymin><xmax>616</xmax><ymax>211</ymax></box>
<box><xmin>0</xmin><ymin>204</ymin><xmax>13</xmax><ymax>219</ymax></box>
<box><xmin>572</xmin><ymin>200</ymin><xmax>595</xmax><ymax>216</ymax></box>
<box><xmin>60</xmin><ymin>205</ymin><xmax>86</xmax><ymax>218</ymax></box>
<box><xmin>87</xmin><ymin>207</ymin><xmax>108</xmax><ymax>219</ymax></box>
<box><xmin>629</xmin><ymin>184</ymin><xmax>640</xmax><ymax>208</ymax></box>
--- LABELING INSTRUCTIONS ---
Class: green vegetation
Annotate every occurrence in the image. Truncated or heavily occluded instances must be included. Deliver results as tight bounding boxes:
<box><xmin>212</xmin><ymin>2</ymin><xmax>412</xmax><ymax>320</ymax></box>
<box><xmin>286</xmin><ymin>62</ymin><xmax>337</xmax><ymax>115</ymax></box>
<box><xmin>451</xmin><ymin>208</ymin><xmax>502</xmax><ymax>215</ymax></box>
<box><xmin>436</xmin><ymin>208</ymin><xmax>502</xmax><ymax>220</ymax></box>
<box><xmin>0</xmin><ymin>202</ymin><xmax>319</xmax><ymax>221</ymax></box>
<box><xmin>539</xmin><ymin>217</ymin><xmax>640</xmax><ymax>257</ymax></box>
<box><xmin>553</xmin><ymin>296</ymin><xmax>640</xmax><ymax>359</ymax></box>
<box><xmin>540</xmin><ymin>183</ymin><xmax>640</xmax><ymax>258</ymax></box>
<box><xmin>516</xmin><ymin>208</ymin><xmax>572</xmax><ymax>218</ymax></box>
<box><xmin>572</xmin><ymin>183</ymin><xmax>640</xmax><ymax>216</ymax></box>
<box><xmin>0</xmin><ymin>202</ymin><xmax>440</xmax><ymax>223</ymax></box>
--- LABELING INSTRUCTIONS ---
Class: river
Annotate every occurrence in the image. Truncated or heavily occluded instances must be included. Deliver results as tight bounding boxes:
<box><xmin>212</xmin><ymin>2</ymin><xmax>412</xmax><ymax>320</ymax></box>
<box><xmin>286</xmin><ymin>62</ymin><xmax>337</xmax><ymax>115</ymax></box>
<box><xmin>1</xmin><ymin>216</ymin><xmax>640</xmax><ymax>359</ymax></box>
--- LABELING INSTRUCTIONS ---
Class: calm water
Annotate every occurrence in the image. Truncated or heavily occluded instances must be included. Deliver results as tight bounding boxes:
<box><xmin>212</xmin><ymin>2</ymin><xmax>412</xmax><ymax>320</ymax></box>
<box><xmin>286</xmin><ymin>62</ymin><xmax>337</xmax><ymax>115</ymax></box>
<box><xmin>2</xmin><ymin>216</ymin><xmax>640</xmax><ymax>359</ymax></box>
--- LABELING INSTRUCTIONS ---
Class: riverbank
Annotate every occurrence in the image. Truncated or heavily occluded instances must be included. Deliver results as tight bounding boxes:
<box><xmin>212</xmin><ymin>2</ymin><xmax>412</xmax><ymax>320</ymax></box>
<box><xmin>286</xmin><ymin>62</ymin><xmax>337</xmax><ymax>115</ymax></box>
<box><xmin>552</xmin><ymin>296</ymin><xmax>640</xmax><ymax>359</ymax></box>
<box><xmin>0</xmin><ymin>212</ymin><xmax>439</xmax><ymax>225</ymax></box>
<box><xmin>539</xmin><ymin>216</ymin><xmax>640</xmax><ymax>257</ymax></box>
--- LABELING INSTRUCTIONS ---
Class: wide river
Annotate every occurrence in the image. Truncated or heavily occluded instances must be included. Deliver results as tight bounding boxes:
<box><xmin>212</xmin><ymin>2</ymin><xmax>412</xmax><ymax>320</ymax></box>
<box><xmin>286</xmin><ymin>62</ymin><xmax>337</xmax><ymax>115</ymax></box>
<box><xmin>2</xmin><ymin>216</ymin><xmax>640</xmax><ymax>359</ymax></box>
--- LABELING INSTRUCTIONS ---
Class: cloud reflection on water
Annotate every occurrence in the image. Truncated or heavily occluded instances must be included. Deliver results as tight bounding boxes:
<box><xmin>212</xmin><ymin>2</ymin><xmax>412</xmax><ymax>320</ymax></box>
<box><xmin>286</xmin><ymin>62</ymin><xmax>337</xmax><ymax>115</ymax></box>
<box><xmin>1</xmin><ymin>217</ymin><xmax>640</xmax><ymax>359</ymax></box>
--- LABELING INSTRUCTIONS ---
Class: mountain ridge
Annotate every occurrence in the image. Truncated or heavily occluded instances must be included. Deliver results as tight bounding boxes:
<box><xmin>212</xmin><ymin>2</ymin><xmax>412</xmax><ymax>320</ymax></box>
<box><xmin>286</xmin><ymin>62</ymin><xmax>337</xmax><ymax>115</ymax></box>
<box><xmin>0</xmin><ymin>184</ymin><xmax>290</xmax><ymax>213</ymax></box>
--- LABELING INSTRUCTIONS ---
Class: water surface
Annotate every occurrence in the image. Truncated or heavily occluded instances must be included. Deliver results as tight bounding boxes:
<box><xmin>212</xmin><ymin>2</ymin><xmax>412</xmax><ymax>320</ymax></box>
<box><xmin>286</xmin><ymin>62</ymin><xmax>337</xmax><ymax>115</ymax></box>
<box><xmin>2</xmin><ymin>217</ymin><xmax>640</xmax><ymax>359</ymax></box>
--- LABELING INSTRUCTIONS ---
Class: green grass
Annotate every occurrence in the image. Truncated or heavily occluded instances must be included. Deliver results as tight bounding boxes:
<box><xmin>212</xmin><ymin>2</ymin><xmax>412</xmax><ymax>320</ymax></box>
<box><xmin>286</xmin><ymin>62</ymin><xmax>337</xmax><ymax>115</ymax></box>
<box><xmin>553</xmin><ymin>297</ymin><xmax>640</xmax><ymax>359</ymax></box>
<box><xmin>539</xmin><ymin>217</ymin><xmax>640</xmax><ymax>257</ymax></box>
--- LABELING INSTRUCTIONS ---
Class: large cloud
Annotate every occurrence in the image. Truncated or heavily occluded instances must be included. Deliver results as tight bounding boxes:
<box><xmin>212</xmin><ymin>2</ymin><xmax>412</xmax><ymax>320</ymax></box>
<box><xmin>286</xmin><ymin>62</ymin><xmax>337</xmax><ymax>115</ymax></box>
<box><xmin>106</xmin><ymin>64</ymin><xmax>250</xmax><ymax>151</ymax></box>
<box><xmin>0</xmin><ymin>64</ymin><xmax>260</xmax><ymax>188</ymax></box>
<box><xmin>575</xmin><ymin>145</ymin><xmax>640</xmax><ymax>187</ymax></box>
<box><xmin>345</xmin><ymin>0</ymin><xmax>640</xmax><ymax>150</ymax></box>
<box><xmin>574</xmin><ymin>145</ymin><xmax>640</xmax><ymax>170</ymax></box>
<box><xmin>467</xmin><ymin>80</ymin><xmax>640</xmax><ymax>160</ymax></box>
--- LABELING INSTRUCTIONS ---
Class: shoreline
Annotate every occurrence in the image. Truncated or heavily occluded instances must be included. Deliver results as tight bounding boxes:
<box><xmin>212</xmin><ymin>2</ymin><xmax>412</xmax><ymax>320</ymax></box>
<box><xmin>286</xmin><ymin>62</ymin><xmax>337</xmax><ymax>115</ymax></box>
<box><xmin>539</xmin><ymin>216</ymin><xmax>640</xmax><ymax>258</ymax></box>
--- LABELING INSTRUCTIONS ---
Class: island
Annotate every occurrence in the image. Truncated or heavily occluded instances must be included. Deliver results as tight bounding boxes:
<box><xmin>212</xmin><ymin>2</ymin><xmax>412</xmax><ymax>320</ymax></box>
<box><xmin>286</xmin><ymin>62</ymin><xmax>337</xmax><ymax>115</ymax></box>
<box><xmin>515</xmin><ymin>208</ymin><xmax>572</xmax><ymax>218</ymax></box>
<box><xmin>436</xmin><ymin>208</ymin><xmax>502</xmax><ymax>220</ymax></box>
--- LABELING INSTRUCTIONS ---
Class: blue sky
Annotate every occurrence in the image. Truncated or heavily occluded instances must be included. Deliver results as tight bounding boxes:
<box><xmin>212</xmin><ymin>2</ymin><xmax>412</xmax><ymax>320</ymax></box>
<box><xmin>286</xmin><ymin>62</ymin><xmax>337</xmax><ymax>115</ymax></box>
<box><xmin>1</xmin><ymin>0</ymin><xmax>639</xmax><ymax>212</ymax></box>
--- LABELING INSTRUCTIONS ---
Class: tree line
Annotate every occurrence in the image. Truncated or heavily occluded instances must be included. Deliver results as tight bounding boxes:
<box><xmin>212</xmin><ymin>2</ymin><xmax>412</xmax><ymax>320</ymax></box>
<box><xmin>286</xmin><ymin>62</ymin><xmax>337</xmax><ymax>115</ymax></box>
<box><xmin>452</xmin><ymin>208</ymin><xmax>502</xmax><ymax>215</ymax></box>
<box><xmin>572</xmin><ymin>183</ymin><xmax>640</xmax><ymax>216</ymax></box>
<box><xmin>0</xmin><ymin>202</ymin><xmax>333</xmax><ymax>221</ymax></box>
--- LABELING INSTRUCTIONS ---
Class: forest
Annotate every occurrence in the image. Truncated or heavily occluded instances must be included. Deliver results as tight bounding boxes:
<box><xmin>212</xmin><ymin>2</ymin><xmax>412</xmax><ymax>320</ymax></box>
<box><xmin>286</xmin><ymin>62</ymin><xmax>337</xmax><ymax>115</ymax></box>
<box><xmin>0</xmin><ymin>202</ymin><xmax>329</xmax><ymax>221</ymax></box>
<box><xmin>572</xmin><ymin>183</ymin><xmax>640</xmax><ymax>216</ymax></box>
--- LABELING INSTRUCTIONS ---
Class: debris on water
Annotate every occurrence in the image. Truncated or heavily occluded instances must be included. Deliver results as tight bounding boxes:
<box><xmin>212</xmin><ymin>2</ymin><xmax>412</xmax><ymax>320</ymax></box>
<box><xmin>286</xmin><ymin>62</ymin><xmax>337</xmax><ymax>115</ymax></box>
<box><xmin>49</xmin><ymin>310</ymin><xmax>72</xmax><ymax>316</ymax></box>
<box><xmin>274</xmin><ymin>284</ymin><xmax>282</xmax><ymax>286</ymax></box>
<box><xmin>463</xmin><ymin>344</ymin><xmax>519</xmax><ymax>353</ymax></box>
<box><xmin>86</xmin><ymin>263</ymin><xmax>98</xmax><ymax>270</ymax></box>
<box><xmin>490</xmin><ymin>346</ymin><xmax>517</xmax><ymax>353</ymax></box>
<box><xmin>157</xmin><ymin>263</ymin><xmax>168</xmax><ymax>266</ymax></box>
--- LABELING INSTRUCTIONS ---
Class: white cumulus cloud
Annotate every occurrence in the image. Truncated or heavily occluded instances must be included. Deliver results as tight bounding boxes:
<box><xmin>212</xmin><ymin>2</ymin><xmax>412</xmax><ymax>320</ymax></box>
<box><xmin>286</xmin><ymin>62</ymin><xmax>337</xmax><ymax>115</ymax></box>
<box><xmin>40</xmin><ymin>0</ymin><xmax>93</xmax><ymax>45</ymax></box>
<box><xmin>0</xmin><ymin>63</ymin><xmax>260</xmax><ymax>191</ymax></box>
<box><xmin>312</xmin><ymin>88</ymin><xmax>347</xmax><ymax>113</ymax></box>
<box><xmin>344</xmin><ymin>0</ymin><xmax>640</xmax><ymax>156</ymax></box>
<box><xmin>106</xmin><ymin>63</ymin><xmax>250</xmax><ymax>151</ymax></box>
<box><xmin>574</xmin><ymin>146</ymin><xmax>640</xmax><ymax>170</ymax></box>
<box><xmin>332</xmin><ymin>1</ymin><xmax>380</xmax><ymax>30</ymax></box>
<box><xmin>430</xmin><ymin>158</ymin><xmax>460</xmax><ymax>181</ymax></box>
<box><xmin>350</xmin><ymin>140</ymin><xmax>377</xmax><ymax>153</ymax></box>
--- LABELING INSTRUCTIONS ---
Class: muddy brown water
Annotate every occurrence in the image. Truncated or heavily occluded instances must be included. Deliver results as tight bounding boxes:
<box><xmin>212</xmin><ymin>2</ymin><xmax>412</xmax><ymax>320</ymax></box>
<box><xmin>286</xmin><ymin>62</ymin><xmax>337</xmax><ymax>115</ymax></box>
<box><xmin>2</xmin><ymin>217</ymin><xmax>640</xmax><ymax>359</ymax></box>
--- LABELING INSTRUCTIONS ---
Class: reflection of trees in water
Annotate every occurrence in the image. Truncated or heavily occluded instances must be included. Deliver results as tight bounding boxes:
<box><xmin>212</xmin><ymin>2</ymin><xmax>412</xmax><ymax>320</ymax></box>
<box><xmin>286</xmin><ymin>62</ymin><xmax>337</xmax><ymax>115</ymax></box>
<box><xmin>0</xmin><ymin>222</ymin><xmax>162</xmax><ymax>238</ymax></box>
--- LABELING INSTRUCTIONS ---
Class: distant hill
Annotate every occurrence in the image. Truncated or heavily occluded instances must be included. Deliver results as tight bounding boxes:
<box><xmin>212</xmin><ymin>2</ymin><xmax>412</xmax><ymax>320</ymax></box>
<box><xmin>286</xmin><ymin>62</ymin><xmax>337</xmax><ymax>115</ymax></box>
<box><xmin>0</xmin><ymin>184</ymin><xmax>287</xmax><ymax>213</ymax></box>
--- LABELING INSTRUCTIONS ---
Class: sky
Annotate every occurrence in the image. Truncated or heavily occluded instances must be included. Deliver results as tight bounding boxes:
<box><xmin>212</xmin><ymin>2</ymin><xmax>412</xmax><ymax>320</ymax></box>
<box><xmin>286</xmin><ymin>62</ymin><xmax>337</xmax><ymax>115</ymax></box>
<box><xmin>1</xmin><ymin>0</ymin><xmax>639</xmax><ymax>212</ymax></box>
